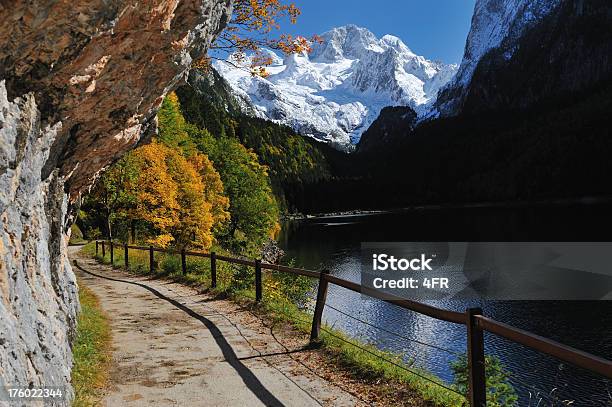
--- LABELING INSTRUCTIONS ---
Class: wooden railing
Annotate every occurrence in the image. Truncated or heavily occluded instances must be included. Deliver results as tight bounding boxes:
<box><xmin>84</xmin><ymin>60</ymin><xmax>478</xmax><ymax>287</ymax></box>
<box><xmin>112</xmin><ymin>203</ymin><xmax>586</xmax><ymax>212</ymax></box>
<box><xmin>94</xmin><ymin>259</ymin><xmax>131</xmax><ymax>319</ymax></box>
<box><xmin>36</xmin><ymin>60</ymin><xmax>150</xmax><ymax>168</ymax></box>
<box><xmin>95</xmin><ymin>240</ymin><xmax>612</xmax><ymax>406</ymax></box>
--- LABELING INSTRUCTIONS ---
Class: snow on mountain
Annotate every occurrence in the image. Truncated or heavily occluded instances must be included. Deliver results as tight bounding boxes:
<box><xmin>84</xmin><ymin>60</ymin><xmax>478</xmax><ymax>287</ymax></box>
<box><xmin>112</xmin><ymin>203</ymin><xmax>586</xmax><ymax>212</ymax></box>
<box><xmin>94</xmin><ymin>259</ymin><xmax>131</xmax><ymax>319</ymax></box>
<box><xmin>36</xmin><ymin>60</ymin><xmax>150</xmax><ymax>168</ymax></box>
<box><xmin>214</xmin><ymin>25</ymin><xmax>457</xmax><ymax>150</ymax></box>
<box><xmin>432</xmin><ymin>0</ymin><xmax>562</xmax><ymax>117</ymax></box>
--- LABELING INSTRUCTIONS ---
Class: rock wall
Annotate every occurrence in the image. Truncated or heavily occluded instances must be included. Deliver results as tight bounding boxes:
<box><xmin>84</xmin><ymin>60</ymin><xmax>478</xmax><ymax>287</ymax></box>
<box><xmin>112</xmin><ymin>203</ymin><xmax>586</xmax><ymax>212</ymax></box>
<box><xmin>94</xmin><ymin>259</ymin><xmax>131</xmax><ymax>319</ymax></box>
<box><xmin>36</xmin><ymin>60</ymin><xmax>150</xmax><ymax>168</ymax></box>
<box><xmin>0</xmin><ymin>0</ymin><xmax>231</xmax><ymax>403</ymax></box>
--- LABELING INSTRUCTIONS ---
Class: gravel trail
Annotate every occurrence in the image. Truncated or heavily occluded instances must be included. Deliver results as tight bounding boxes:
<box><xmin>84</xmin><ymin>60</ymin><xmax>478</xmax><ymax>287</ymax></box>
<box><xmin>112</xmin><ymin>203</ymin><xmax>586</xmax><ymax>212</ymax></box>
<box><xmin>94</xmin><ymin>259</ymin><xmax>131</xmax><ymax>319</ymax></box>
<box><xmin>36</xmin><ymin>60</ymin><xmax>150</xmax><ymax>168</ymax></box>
<box><xmin>70</xmin><ymin>247</ymin><xmax>360</xmax><ymax>407</ymax></box>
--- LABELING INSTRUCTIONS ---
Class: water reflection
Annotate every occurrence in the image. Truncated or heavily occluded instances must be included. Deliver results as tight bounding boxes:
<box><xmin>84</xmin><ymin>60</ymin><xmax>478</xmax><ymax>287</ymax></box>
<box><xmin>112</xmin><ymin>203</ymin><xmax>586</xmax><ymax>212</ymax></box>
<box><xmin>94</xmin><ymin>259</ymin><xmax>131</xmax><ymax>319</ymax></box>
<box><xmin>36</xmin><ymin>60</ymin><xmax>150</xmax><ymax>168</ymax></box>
<box><xmin>279</xmin><ymin>206</ymin><xmax>612</xmax><ymax>405</ymax></box>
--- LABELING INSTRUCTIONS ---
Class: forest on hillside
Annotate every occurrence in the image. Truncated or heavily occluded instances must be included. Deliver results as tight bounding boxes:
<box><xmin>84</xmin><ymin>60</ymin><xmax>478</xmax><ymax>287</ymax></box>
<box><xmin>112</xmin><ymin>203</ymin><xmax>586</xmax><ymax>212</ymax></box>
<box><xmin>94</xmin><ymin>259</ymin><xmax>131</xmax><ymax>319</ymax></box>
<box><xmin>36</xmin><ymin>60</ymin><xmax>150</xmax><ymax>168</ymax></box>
<box><xmin>80</xmin><ymin>70</ymin><xmax>612</xmax><ymax>238</ymax></box>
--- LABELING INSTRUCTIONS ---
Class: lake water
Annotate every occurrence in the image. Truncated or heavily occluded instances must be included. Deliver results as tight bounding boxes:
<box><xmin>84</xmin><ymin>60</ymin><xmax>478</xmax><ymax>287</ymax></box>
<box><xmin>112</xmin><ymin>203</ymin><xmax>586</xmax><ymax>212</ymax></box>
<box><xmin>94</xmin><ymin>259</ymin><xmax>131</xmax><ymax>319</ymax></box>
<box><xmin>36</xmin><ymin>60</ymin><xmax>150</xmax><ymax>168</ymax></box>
<box><xmin>278</xmin><ymin>205</ymin><xmax>612</xmax><ymax>406</ymax></box>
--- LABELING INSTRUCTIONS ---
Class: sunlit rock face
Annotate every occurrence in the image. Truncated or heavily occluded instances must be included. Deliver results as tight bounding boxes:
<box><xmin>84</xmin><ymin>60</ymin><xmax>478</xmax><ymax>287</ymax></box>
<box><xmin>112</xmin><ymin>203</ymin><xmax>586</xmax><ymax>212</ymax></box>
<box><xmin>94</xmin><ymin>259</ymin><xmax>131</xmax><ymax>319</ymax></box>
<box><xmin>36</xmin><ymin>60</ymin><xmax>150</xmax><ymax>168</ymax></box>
<box><xmin>0</xmin><ymin>0</ymin><xmax>231</xmax><ymax>402</ymax></box>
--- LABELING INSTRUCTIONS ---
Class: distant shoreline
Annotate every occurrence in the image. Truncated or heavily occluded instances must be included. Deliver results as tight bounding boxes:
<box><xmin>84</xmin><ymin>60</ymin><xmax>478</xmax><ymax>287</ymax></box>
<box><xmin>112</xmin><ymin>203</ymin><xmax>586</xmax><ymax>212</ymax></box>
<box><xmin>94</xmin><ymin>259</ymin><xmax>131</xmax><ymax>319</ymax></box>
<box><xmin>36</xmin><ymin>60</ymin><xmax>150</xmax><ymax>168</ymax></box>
<box><xmin>282</xmin><ymin>195</ymin><xmax>612</xmax><ymax>221</ymax></box>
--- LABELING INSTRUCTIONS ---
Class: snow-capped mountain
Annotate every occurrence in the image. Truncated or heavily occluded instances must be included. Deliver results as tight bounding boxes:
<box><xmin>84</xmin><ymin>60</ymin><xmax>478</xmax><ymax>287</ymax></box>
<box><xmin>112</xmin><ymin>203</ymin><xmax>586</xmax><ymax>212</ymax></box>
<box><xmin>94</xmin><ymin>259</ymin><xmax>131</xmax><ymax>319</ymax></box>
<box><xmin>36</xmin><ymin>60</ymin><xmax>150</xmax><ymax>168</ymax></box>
<box><xmin>214</xmin><ymin>25</ymin><xmax>457</xmax><ymax>149</ymax></box>
<box><xmin>433</xmin><ymin>0</ymin><xmax>562</xmax><ymax>117</ymax></box>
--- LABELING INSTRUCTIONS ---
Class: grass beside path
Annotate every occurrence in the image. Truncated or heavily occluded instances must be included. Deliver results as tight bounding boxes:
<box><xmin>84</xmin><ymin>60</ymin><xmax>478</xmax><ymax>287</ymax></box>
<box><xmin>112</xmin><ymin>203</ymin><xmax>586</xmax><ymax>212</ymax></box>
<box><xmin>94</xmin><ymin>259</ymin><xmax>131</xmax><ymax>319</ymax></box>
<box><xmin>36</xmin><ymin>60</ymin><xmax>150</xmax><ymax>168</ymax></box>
<box><xmin>71</xmin><ymin>279</ymin><xmax>112</xmax><ymax>407</ymax></box>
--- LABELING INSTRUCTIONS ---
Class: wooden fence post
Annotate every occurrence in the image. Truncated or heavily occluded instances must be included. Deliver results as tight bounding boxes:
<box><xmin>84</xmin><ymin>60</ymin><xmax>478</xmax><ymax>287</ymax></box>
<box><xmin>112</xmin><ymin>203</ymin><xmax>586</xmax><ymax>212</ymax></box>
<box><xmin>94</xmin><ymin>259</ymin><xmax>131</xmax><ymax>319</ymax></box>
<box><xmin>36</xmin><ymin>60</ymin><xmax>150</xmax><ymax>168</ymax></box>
<box><xmin>101</xmin><ymin>241</ymin><xmax>105</xmax><ymax>258</ymax></box>
<box><xmin>211</xmin><ymin>252</ymin><xmax>217</xmax><ymax>288</ymax></box>
<box><xmin>109</xmin><ymin>241</ymin><xmax>114</xmax><ymax>265</ymax></box>
<box><xmin>310</xmin><ymin>270</ymin><xmax>330</xmax><ymax>342</ymax></box>
<box><xmin>467</xmin><ymin>307</ymin><xmax>487</xmax><ymax>407</ymax></box>
<box><xmin>255</xmin><ymin>259</ymin><xmax>262</xmax><ymax>302</ymax></box>
<box><xmin>149</xmin><ymin>246</ymin><xmax>154</xmax><ymax>273</ymax></box>
<box><xmin>181</xmin><ymin>249</ymin><xmax>187</xmax><ymax>275</ymax></box>
<box><xmin>124</xmin><ymin>243</ymin><xmax>129</xmax><ymax>270</ymax></box>
<box><xmin>95</xmin><ymin>241</ymin><xmax>99</xmax><ymax>256</ymax></box>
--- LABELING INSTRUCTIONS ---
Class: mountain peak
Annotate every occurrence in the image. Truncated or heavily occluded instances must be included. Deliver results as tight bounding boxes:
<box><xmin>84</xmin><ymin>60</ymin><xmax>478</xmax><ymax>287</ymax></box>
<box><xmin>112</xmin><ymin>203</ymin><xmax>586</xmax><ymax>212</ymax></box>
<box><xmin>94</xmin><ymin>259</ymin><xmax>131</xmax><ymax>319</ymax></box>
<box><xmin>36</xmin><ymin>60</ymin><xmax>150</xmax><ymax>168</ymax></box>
<box><xmin>380</xmin><ymin>34</ymin><xmax>414</xmax><ymax>55</ymax></box>
<box><xmin>310</xmin><ymin>25</ymin><xmax>384</xmax><ymax>62</ymax></box>
<box><xmin>215</xmin><ymin>25</ymin><xmax>458</xmax><ymax>149</ymax></box>
<box><xmin>330</xmin><ymin>24</ymin><xmax>376</xmax><ymax>38</ymax></box>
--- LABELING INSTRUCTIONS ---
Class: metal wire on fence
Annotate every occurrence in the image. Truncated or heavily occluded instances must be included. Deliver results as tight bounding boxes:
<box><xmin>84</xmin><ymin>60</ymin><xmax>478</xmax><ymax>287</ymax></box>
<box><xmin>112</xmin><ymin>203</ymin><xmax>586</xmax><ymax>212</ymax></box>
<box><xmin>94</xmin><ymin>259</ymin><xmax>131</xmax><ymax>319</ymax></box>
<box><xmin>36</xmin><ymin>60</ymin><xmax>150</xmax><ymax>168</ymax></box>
<box><xmin>316</xmin><ymin>324</ymin><xmax>466</xmax><ymax>397</ymax></box>
<box><xmin>325</xmin><ymin>303</ymin><xmax>462</xmax><ymax>356</ymax></box>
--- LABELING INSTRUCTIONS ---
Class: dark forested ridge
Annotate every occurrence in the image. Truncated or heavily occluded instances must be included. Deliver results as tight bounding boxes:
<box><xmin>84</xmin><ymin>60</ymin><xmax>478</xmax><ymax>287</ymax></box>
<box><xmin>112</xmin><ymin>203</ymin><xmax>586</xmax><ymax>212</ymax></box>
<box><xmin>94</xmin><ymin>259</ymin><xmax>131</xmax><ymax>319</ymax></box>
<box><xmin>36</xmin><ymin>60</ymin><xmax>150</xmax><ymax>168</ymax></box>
<box><xmin>356</xmin><ymin>106</ymin><xmax>417</xmax><ymax>154</ymax></box>
<box><xmin>458</xmin><ymin>0</ymin><xmax>612</xmax><ymax>116</ymax></box>
<box><xmin>292</xmin><ymin>81</ymin><xmax>612</xmax><ymax>213</ymax></box>
<box><xmin>284</xmin><ymin>1</ymin><xmax>612</xmax><ymax>213</ymax></box>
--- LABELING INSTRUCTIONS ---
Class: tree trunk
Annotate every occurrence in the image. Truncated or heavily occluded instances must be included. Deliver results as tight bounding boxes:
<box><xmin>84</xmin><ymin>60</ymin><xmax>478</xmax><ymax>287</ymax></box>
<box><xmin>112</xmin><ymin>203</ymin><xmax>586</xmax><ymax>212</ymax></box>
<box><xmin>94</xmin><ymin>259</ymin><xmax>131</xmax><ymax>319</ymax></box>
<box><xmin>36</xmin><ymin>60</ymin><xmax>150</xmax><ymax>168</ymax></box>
<box><xmin>229</xmin><ymin>221</ymin><xmax>238</xmax><ymax>238</ymax></box>
<box><xmin>106</xmin><ymin>209</ymin><xmax>113</xmax><ymax>241</ymax></box>
<box><xmin>130</xmin><ymin>220</ymin><xmax>136</xmax><ymax>243</ymax></box>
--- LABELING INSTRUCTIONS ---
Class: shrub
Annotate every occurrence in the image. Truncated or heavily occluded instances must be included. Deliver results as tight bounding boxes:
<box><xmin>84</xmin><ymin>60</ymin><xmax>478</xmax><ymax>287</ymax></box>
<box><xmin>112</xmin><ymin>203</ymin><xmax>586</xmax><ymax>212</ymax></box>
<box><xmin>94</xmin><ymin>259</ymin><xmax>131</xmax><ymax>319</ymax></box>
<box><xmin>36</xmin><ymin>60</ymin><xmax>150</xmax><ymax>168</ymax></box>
<box><xmin>70</xmin><ymin>224</ymin><xmax>85</xmax><ymax>244</ymax></box>
<box><xmin>451</xmin><ymin>354</ymin><xmax>518</xmax><ymax>406</ymax></box>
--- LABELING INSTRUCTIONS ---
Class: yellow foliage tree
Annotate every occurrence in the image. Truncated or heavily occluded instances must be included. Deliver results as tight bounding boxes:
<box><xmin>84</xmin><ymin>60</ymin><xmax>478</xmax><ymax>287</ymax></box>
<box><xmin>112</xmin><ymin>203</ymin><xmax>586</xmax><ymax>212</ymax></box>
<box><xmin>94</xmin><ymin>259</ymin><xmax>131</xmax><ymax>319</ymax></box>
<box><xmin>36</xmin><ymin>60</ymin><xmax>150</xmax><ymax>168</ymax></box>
<box><xmin>165</xmin><ymin>148</ymin><xmax>215</xmax><ymax>250</ymax></box>
<box><xmin>130</xmin><ymin>142</ymin><xmax>179</xmax><ymax>247</ymax></box>
<box><xmin>189</xmin><ymin>153</ymin><xmax>231</xmax><ymax>230</ymax></box>
<box><xmin>128</xmin><ymin>141</ymin><xmax>228</xmax><ymax>250</ymax></box>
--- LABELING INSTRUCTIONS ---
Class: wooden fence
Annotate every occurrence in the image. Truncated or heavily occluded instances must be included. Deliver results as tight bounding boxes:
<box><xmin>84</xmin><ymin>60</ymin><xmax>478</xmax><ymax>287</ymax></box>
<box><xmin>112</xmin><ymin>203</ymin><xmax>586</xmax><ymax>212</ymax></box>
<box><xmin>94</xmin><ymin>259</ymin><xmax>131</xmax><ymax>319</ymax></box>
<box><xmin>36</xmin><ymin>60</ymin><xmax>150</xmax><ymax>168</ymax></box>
<box><xmin>95</xmin><ymin>240</ymin><xmax>612</xmax><ymax>406</ymax></box>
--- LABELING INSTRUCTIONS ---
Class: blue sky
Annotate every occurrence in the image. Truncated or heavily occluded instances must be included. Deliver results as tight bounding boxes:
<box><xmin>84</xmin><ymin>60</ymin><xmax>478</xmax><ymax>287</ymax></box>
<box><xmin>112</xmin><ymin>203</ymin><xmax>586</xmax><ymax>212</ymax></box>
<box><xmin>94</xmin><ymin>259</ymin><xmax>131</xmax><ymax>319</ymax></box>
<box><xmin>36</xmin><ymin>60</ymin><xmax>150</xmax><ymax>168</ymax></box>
<box><xmin>277</xmin><ymin>0</ymin><xmax>476</xmax><ymax>64</ymax></box>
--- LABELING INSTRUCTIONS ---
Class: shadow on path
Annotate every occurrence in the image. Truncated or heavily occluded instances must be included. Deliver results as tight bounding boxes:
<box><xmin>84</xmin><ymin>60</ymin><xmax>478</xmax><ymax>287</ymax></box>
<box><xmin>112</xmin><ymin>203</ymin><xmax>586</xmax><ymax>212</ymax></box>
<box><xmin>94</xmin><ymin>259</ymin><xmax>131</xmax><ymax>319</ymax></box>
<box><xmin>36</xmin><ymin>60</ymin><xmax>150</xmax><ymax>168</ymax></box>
<box><xmin>74</xmin><ymin>260</ymin><xmax>285</xmax><ymax>407</ymax></box>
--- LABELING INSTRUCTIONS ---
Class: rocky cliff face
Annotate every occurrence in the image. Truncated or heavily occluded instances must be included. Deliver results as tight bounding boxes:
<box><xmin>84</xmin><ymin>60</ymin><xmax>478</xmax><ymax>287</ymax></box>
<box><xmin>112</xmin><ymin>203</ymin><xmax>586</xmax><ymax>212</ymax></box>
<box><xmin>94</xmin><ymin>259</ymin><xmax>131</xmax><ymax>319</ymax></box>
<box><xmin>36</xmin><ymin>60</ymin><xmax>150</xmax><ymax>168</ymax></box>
<box><xmin>428</xmin><ymin>0</ymin><xmax>612</xmax><ymax>119</ymax></box>
<box><xmin>0</xmin><ymin>0</ymin><xmax>231</xmax><ymax>402</ymax></box>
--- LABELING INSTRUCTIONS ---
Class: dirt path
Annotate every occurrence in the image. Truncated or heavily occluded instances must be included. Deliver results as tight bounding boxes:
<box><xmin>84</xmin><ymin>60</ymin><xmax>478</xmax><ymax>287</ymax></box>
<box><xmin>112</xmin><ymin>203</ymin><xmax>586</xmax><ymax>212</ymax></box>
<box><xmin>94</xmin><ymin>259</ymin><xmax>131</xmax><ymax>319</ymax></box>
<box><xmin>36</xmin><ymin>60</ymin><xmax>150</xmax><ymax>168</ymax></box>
<box><xmin>70</xmin><ymin>248</ymin><xmax>361</xmax><ymax>407</ymax></box>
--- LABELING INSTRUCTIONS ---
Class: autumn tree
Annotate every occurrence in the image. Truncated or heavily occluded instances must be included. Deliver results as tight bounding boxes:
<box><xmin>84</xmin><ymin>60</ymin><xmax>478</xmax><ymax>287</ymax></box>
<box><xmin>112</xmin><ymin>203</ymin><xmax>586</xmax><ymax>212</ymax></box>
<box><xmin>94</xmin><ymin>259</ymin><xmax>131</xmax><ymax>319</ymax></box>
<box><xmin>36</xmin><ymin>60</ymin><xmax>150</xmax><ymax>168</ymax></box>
<box><xmin>165</xmin><ymin>147</ymin><xmax>214</xmax><ymax>249</ymax></box>
<box><xmin>190</xmin><ymin>153</ymin><xmax>230</xmax><ymax>232</ymax></box>
<box><xmin>85</xmin><ymin>90</ymin><xmax>276</xmax><ymax>253</ymax></box>
<box><xmin>88</xmin><ymin>135</ymin><xmax>230</xmax><ymax>249</ymax></box>
<box><xmin>115</xmin><ymin>140</ymin><xmax>229</xmax><ymax>250</ymax></box>
<box><xmin>199</xmin><ymin>0</ymin><xmax>320</xmax><ymax>76</ymax></box>
<box><xmin>156</xmin><ymin>93</ymin><xmax>231</xmax><ymax>240</ymax></box>
<box><xmin>129</xmin><ymin>142</ymin><xmax>180</xmax><ymax>248</ymax></box>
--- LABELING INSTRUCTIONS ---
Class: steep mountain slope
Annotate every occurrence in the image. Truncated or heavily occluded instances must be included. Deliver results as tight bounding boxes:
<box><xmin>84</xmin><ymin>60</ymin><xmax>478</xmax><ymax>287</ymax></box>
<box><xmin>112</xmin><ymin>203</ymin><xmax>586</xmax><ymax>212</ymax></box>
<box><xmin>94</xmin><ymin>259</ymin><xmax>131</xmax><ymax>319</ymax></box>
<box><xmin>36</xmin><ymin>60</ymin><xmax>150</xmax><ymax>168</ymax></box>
<box><xmin>458</xmin><ymin>0</ymin><xmax>612</xmax><ymax>115</ymax></box>
<box><xmin>433</xmin><ymin>0</ymin><xmax>564</xmax><ymax>117</ymax></box>
<box><xmin>359</xmin><ymin>0</ymin><xmax>611</xmax><ymax>149</ymax></box>
<box><xmin>215</xmin><ymin>25</ymin><xmax>457</xmax><ymax>150</ymax></box>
